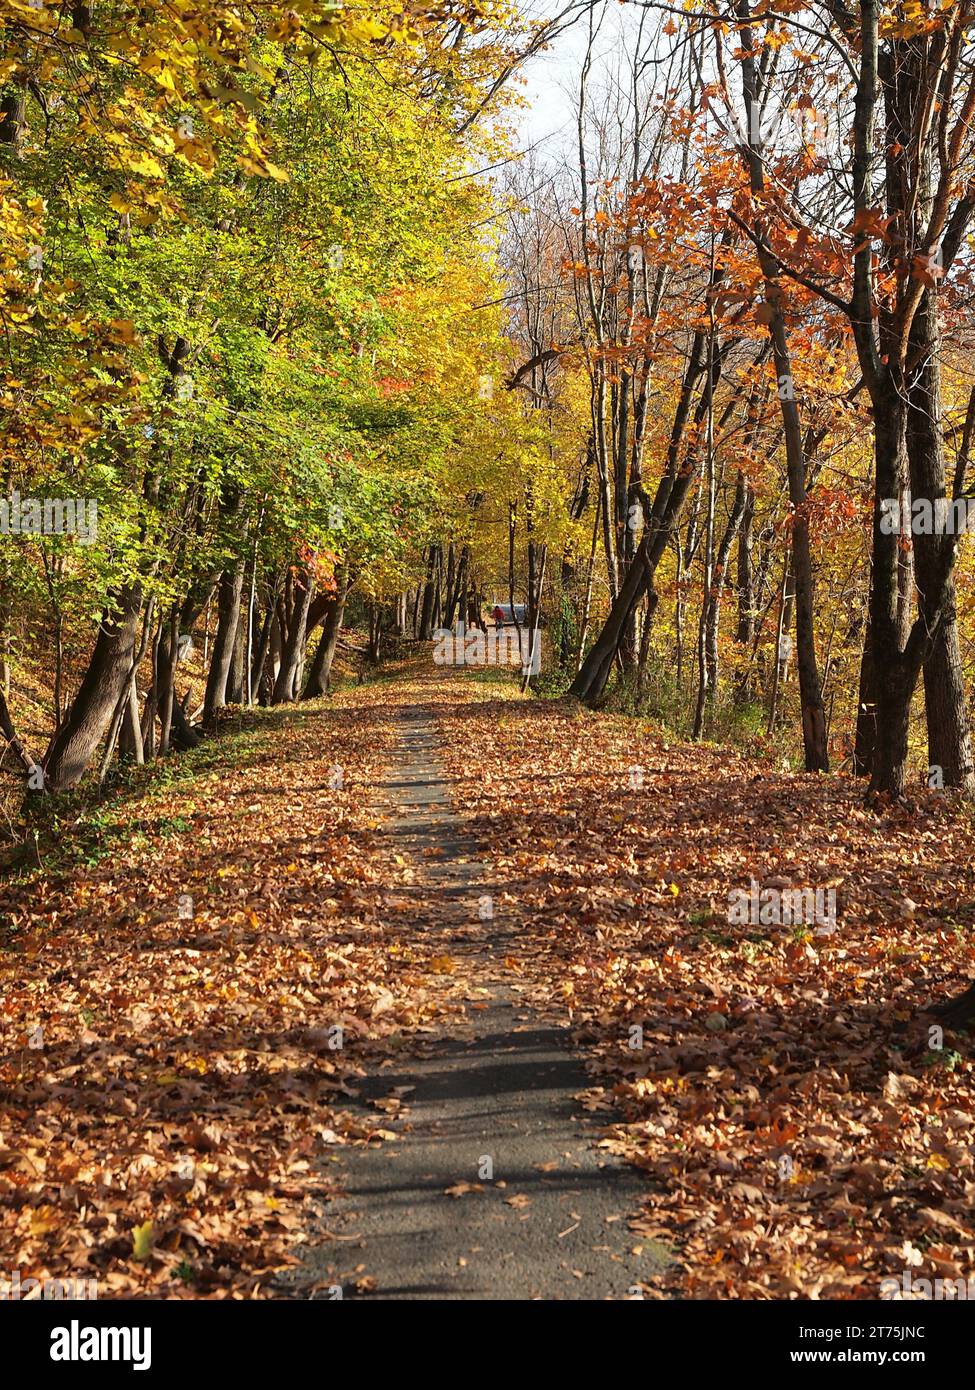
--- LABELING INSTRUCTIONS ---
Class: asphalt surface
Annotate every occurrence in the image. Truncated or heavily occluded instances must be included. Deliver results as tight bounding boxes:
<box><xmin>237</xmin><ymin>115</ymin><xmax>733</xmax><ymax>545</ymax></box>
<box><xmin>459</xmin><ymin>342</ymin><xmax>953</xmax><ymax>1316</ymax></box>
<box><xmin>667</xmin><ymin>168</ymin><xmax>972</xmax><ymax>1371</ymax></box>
<box><xmin>297</xmin><ymin>705</ymin><xmax>669</xmax><ymax>1300</ymax></box>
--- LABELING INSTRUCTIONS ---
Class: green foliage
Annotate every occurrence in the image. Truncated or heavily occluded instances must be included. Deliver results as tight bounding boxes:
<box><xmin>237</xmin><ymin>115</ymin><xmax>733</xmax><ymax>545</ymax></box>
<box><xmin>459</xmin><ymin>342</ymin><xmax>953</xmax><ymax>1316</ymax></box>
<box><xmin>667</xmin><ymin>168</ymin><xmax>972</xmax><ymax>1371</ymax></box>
<box><xmin>0</xmin><ymin>0</ymin><xmax>528</xmax><ymax>680</ymax></box>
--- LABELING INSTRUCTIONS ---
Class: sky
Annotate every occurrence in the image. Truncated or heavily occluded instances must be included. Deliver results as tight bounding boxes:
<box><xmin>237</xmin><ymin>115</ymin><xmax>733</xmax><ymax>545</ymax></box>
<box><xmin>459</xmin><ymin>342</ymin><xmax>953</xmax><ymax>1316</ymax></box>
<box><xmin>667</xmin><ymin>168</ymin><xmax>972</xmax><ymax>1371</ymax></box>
<box><xmin>514</xmin><ymin>2</ymin><xmax>593</xmax><ymax>156</ymax></box>
<box><xmin>509</xmin><ymin>0</ymin><xmax>652</xmax><ymax>164</ymax></box>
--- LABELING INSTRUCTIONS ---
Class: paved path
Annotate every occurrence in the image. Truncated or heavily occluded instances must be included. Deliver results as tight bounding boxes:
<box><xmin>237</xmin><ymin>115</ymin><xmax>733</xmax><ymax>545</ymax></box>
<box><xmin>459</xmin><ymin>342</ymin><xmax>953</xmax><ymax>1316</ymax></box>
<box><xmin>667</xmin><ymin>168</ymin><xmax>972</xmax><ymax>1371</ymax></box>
<box><xmin>303</xmin><ymin>704</ymin><xmax>668</xmax><ymax>1299</ymax></box>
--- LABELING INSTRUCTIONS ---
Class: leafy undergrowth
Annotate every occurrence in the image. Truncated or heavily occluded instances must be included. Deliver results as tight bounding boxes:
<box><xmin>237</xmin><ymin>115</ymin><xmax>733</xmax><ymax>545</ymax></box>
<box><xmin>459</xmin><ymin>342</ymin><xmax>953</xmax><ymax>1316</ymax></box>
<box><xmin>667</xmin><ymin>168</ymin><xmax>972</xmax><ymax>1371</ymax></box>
<box><xmin>0</xmin><ymin>675</ymin><xmax>465</xmax><ymax>1298</ymax></box>
<box><xmin>433</xmin><ymin>675</ymin><xmax>975</xmax><ymax>1299</ymax></box>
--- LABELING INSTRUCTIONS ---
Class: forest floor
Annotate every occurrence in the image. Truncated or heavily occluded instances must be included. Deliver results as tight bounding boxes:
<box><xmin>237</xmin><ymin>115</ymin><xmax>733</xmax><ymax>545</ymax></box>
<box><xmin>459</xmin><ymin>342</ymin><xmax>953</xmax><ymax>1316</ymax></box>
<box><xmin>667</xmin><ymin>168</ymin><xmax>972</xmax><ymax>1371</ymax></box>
<box><xmin>3</xmin><ymin>658</ymin><xmax>975</xmax><ymax>1299</ymax></box>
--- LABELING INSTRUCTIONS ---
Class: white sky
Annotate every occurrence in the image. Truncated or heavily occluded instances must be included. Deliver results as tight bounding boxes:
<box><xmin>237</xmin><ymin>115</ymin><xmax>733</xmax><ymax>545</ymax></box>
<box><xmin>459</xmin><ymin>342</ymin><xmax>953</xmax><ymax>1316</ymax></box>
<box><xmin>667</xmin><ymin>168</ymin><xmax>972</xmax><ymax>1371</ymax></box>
<box><xmin>514</xmin><ymin>8</ymin><xmax>591</xmax><ymax>155</ymax></box>
<box><xmin>510</xmin><ymin>0</ymin><xmax>627</xmax><ymax>159</ymax></box>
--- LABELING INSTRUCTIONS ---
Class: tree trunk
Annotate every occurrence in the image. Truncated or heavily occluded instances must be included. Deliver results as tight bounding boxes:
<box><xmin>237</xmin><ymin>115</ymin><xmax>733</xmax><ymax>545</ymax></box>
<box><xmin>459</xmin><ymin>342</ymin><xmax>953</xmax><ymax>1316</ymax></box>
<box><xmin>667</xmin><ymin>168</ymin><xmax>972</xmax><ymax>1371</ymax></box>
<box><xmin>908</xmin><ymin>286</ymin><xmax>975</xmax><ymax>795</ymax></box>
<box><xmin>418</xmin><ymin>545</ymin><xmax>439</xmax><ymax>640</ymax></box>
<box><xmin>157</xmin><ymin>606</ymin><xmax>180</xmax><ymax>756</ymax></box>
<box><xmin>43</xmin><ymin>584</ymin><xmax>143</xmax><ymax>791</ymax></box>
<box><xmin>735</xmin><ymin>0</ymin><xmax>828</xmax><ymax>772</ymax></box>
<box><xmin>250</xmin><ymin>594</ymin><xmax>276</xmax><ymax>703</ymax></box>
<box><xmin>734</xmin><ymin>480</ymin><xmax>756</xmax><ymax>703</ymax></box>
<box><xmin>923</xmin><ymin>611</ymin><xmax>973</xmax><ymax>792</ymax></box>
<box><xmin>520</xmin><ymin>543</ymin><xmax>547</xmax><ymax>692</ymax></box>
<box><xmin>127</xmin><ymin>675</ymin><xmax>144</xmax><ymax>764</ymax></box>
<box><xmin>866</xmin><ymin>402</ymin><xmax>914</xmax><ymax>795</ymax></box>
<box><xmin>0</xmin><ymin>685</ymin><xmax>39</xmax><ymax>781</ymax></box>
<box><xmin>570</xmin><ymin>253</ymin><xmax>732</xmax><ymax>705</ymax></box>
<box><xmin>272</xmin><ymin>571</ymin><xmax>314</xmax><ymax>703</ymax></box>
<box><xmin>443</xmin><ymin>545</ymin><xmax>469</xmax><ymax>630</ymax></box>
<box><xmin>852</xmin><ymin>610</ymin><xmax>877</xmax><ymax>778</ymax></box>
<box><xmin>226</xmin><ymin>612</ymin><xmax>246</xmax><ymax>705</ymax></box>
<box><xmin>367</xmin><ymin>601</ymin><xmax>382</xmax><ymax>665</ymax></box>
<box><xmin>203</xmin><ymin>566</ymin><xmax>244</xmax><ymax>725</ymax></box>
<box><xmin>704</xmin><ymin>471</ymin><xmax>748</xmax><ymax>713</ymax></box>
<box><xmin>303</xmin><ymin>572</ymin><xmax>349</xmax><ymax>699</ymax></box>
